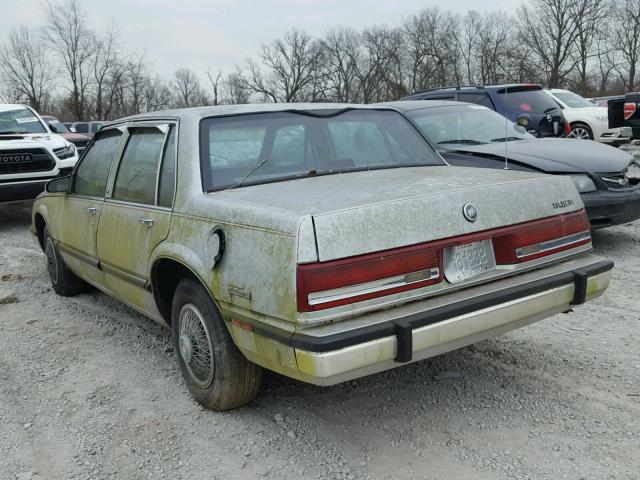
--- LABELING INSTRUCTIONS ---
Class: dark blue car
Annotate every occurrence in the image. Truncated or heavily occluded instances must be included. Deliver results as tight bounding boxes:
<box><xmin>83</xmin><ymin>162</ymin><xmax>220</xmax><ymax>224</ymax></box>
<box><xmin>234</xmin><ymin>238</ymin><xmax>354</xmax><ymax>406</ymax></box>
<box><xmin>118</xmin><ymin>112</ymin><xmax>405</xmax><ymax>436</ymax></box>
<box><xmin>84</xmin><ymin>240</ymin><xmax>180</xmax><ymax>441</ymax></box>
<box><xmin>401</xmin><ymin>84</ymin><xmax>569</xmax><ymax>138</ymax></box>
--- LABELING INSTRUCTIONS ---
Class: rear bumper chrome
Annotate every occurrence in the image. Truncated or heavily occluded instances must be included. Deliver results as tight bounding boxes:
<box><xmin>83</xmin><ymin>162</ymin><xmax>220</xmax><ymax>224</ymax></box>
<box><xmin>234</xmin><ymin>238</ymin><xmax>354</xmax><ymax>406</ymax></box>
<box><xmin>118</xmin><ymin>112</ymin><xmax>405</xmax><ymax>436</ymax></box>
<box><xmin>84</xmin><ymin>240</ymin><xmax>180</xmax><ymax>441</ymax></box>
<box><xmin>230</xmin><ymin>256</ymin><xmax>613</xmax><ymax>386</ymax></box>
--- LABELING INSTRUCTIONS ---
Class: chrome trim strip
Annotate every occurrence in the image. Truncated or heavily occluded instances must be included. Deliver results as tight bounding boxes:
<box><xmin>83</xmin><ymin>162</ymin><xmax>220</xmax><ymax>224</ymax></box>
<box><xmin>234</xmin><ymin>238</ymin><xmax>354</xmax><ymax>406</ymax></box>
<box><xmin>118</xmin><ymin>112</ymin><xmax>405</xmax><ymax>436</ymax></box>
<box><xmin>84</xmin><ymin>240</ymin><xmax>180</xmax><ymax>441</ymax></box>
<box><xmin>308</xmin><ymin>267</ymin><xmax>440</xmax><ymax>306</ymax></box>
<box><xmin>101</xmin><ymin>262</ymin><xmax>149</xmax><ymax>290</ymax></box>
<box><xmin>56</xmin><ymin>242</ymin><xmax>100</xmax><ymax>269</ymax></box>
<box><xmin>516</xmin><ymin>231</ymin><xmax>591</xmax><ymax>259</ymax></box>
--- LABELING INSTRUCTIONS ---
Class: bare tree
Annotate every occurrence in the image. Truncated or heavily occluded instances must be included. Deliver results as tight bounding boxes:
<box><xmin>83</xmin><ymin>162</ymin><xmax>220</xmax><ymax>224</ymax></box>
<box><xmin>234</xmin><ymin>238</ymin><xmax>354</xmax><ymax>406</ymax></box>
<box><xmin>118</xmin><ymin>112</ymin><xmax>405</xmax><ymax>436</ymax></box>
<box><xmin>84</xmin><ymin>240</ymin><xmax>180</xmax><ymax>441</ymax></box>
<box><xmin>223</xmin><ymin>72</ymin><xmax>250</xmax><ymax>104</ymax></box>
<box><xmin>518</xmin><ymin>0</ymin><xmax>580</xmax><ymax>87</ymax></box>
<box><xmin>144</xmin><ymin>75</ymin><xmax>173</xmax><ymax>112</ymax></box>
<box><xmin>403</xmin><ymin>8</ymin><xmax>458</xmax><ymax>92</ymax></box>
<box><xmin>242</xmin><ymin>29</ymin><xmax>324</xmax><ymax>102</ymax></box>
<box><xmin>477</xmin><ymin>13</ymin><xmax>513</xmax><ymax>84</ymax></box>
<box><xmin>43</xmin><ymin>0</ymin><xmax>96</xmax><ymax>120</ymax></box>
<box><xmin>206</xmin><ymin>68</ymin><xmax>224</xmax><ymax>105</ymax></box>
<box><xmin>92</xmin><ymin>26</ymin><xmax>129</xmax><ymax>120</ymax></box>
<box><xmin>173</xmin><ymin>68</ymin><xmax>207</xmax><ymax>108</ymax></box>
<box><xmin>613</xmin><ymin>0</ymin><xmax>640</xmax><ymax>90</ymax></box>
<box><xmin>569</xmin><ymin>0</ymin><xmax>610</xmax><ymax>94</ymax></box>
<box><xmin>454</xmin><ymin>11</ymin><xmax>481</xmax><ymax>84</ymax></box>
<box><xmin>0</xmin><ymin>27</ymin><xmax>54</xmax><ymax>111</ymax></box>
<box><xmin>322</xmin><ymin>27</ymin><xmax>362</xmax><ymax>102</ymax></box>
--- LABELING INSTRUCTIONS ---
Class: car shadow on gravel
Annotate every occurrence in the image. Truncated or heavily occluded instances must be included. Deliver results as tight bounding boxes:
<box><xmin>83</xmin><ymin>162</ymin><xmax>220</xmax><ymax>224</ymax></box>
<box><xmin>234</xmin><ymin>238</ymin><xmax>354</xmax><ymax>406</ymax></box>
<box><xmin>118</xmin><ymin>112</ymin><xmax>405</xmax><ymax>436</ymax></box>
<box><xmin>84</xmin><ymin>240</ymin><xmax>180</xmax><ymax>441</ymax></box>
<box><xmin>591</xmin><ymin>223</ymin><xmax>639</xmax><ymax>256</ymax></box>
<box><xmin>0</xmin><ymin>203</ymin><xmax>33</xmax><ymax>228</ymax></box>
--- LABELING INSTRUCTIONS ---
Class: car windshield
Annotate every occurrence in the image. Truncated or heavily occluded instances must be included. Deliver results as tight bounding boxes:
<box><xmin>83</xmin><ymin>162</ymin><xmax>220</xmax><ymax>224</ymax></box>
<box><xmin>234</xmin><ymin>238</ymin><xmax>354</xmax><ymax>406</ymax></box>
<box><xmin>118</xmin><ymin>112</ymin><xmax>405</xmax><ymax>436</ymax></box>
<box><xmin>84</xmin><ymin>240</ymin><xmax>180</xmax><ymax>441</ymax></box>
<box><xmin>407</xmin><ymin>105</ymin><xmax>534</xmax><ymax>148</ymax></box>
<box><xmin>0</xmin><ymin>106</ymin><xmax>46</xmax><ymax>134</ymax></box>
<box><xmin>200</xmin><ymin>109</ymin><xmax>444</xmax><ymax>191</ymax></box>
<box><xmin>553</xmin><ymin>91</ymin><xmax>595</xmax><ymax>108</ymax></box>
<box><xmin>497</xmin><ymin>87</ymin><xmax>559</xmax><ymax>114</ymax></box>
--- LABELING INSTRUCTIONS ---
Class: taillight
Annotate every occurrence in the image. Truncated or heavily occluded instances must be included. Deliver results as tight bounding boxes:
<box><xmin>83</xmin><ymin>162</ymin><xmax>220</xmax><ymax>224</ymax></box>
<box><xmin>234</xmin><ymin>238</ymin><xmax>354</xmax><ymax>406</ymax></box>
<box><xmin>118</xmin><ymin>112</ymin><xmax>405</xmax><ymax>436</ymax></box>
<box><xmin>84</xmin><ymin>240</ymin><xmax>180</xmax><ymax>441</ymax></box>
<box><xmin>624</xmin><ymin>102</ymin><xmax>636</xmax><ymax>120</ymax></box>
<box><xmin>493</xmin><ymin>210</ymin><xmax>590</xmax><ymax>263</ymax></box>
<box><xmin>297</xmin><ymin>244</ymin><xmax>443</xmax><ymax>312</ymax></box>
<box><xmin>297</xmin><ymin>210</ymin><xmax>591</xmax><ymax>312</ymax></box>
<box><xmin>564</xmin><ymin>119</ymin><xmax>571</xmax><ymax>136</ymax></box>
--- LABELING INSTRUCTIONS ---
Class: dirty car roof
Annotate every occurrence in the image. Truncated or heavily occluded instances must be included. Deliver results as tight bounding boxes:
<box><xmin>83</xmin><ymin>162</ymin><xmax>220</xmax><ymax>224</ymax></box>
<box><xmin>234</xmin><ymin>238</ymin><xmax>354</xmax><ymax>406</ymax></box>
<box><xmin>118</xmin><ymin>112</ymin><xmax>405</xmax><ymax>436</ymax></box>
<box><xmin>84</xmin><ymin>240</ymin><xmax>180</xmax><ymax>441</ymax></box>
<box><xmin>103</xmin><ymin>103</ymin><xmax>400</xmax><ymax>126</ymax></box>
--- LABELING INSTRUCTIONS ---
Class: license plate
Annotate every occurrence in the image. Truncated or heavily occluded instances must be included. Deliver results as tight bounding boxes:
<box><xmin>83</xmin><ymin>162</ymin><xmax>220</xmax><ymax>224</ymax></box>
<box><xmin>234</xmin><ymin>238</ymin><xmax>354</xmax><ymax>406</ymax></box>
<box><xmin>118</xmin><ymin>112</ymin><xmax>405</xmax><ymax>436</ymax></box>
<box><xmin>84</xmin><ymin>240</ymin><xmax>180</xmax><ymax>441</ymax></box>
<box><xmin>443</xmin><ymin>239</ymin><xmax>496</xmax><ymax>284</ymax></box>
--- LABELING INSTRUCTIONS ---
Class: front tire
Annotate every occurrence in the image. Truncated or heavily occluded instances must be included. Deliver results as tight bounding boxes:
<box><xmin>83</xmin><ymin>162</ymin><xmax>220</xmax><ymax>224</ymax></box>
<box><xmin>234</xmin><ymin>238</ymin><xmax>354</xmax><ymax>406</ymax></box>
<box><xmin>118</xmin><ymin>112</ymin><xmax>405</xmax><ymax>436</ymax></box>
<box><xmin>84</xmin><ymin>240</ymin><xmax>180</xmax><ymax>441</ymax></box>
<box><xmin>43</xmin><ymin>227</ymin><xmax>88</xmax><ymax>296</ymax></box>
<box><xmin>568</xmin><ymin>123</ymin><xmax>593</xmax><ymax>140</ymax></box>
<box><xmin>171</xmin><ymin>277</ymin><xmax>262</xmax><ymax>411</ymax></box>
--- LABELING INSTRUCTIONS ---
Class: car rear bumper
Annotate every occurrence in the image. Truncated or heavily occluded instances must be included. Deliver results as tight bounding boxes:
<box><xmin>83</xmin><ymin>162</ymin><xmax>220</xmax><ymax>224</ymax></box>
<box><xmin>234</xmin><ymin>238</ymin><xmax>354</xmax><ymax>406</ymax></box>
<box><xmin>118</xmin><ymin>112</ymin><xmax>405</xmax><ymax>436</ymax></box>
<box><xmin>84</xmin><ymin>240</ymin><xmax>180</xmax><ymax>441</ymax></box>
<box><xmin>228</xmin><ymin>255</ymin><xmax>613</xmax><ymax>385</ymax></box>
<box><xmin>582</xmin><ymin>186</ymin><xmax>640</xmax><ymax>229</ymax></box>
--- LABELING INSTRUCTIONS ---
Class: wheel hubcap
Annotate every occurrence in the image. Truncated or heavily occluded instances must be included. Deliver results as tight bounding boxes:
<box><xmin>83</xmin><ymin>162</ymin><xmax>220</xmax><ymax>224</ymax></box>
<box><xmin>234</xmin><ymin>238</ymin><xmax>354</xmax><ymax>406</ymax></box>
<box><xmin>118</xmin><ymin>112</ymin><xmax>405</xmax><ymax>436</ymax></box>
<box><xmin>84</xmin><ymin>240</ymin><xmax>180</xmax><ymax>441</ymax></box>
<box><xmin>44</xmin><ymin>238</ymin><xmax>58</xmax><ymax>285</ymax></box>
<box><xmin>569</xmin><ymin>127</ymin><xmax>590</xmax><ymax>140</ymax></box>
<box><xmin>178</xmin><ymin>304</ymin><xmax>214</xmax><ymax>388</ymax></box>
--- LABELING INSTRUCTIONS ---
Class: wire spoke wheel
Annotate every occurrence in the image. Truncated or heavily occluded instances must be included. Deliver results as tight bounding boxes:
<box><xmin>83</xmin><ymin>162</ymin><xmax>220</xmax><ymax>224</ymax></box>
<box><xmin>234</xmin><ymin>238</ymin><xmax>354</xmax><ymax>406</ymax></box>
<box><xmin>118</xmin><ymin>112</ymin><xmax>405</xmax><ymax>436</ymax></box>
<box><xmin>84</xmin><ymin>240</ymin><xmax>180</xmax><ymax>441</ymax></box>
<box><xmin>178</xmin><ymin>303</ymin><xmax>215</xmax><ymax>388</ymax></box>
<box><xmin>44</xmin><ymin>237</ymin><xmax>59</xmax><ymax>285</ymax></box>
<box><xmin>568</xmin><ymin>126</ymin><xmax>591</xmax><ymax>140</ymax></box>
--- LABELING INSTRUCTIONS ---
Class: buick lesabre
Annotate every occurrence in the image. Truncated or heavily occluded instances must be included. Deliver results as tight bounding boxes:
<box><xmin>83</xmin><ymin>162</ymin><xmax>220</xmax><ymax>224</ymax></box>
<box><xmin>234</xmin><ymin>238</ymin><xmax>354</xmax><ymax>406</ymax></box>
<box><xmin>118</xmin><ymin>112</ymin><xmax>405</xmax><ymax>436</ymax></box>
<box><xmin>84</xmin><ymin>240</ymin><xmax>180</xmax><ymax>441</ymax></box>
<box><xmin>31</xmin><ymin>104</ymin><xmax>613</xmax><ymax>410</ymax></box>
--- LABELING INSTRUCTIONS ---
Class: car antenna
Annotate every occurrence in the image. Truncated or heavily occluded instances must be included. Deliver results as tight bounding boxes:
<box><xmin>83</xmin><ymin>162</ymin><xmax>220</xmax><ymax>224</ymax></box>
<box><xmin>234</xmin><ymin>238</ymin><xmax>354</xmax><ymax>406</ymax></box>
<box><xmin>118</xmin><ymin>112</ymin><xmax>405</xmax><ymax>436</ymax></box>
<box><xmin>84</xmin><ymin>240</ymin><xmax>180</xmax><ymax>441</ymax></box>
<box><xmin>504</xmin><ymin>85</ymin><xmax>509</xmax><ymax>170</ymax></box>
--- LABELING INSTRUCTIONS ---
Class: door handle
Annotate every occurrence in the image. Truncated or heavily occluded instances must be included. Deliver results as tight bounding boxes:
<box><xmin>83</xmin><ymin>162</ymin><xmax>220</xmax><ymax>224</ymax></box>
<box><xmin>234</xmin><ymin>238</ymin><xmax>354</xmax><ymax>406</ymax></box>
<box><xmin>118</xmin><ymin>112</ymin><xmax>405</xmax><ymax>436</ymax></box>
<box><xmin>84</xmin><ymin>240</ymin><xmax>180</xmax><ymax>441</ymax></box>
<box><xmin>86</xmin><ymin>207</ymin><xmax>97</xmax><ymax>215</ymax></box>
<box><xmin>138</xmin><ymin>217</ymin><xmax>154</xmax><ymax>228</ymax></box>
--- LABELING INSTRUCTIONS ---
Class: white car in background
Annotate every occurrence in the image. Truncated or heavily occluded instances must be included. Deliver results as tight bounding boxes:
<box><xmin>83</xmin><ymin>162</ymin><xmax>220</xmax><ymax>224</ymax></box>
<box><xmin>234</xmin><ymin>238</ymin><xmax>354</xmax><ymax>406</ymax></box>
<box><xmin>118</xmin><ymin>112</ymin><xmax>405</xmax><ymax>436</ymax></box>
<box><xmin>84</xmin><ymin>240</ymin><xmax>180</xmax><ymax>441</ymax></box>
<box><xmin>545</xmin><ymin>88</ymin><xmax>631</xmax><ymax>145</ymax></box>
<box><xmin>0</xmin><ymin>104</ymin><xmax>79</xmax><ymax>203</ymax></box>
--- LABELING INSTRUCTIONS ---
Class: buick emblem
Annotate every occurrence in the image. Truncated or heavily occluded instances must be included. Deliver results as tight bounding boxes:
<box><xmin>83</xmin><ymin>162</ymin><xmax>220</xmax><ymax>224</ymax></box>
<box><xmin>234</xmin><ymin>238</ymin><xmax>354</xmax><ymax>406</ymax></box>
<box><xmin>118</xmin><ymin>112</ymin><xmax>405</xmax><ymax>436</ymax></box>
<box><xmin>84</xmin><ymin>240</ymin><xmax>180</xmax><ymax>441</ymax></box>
<box><xmin>462</xmin><ymin>203</ymin><xmax>478</xmax><ymax>222</ymax></box>
<box><xmin>547</xmin><ymin>114</ymin><xmax>553</xmax><ymax>122</ymax></box>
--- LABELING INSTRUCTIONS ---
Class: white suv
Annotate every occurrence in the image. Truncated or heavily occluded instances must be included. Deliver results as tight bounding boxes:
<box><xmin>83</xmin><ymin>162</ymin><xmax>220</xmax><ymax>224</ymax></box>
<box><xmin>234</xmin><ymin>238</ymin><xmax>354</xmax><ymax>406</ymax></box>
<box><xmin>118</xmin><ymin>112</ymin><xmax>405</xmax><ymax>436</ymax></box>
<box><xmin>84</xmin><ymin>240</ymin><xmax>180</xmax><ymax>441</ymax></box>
<box><xmin>545</xmin><ymin>88</ymin><xmax>631</xmax><ymax>145</ymax></box>
<box><xmin>1</xmin><ymin>104</ymin><xmax>79</xmax><ymax>203</ymax></box>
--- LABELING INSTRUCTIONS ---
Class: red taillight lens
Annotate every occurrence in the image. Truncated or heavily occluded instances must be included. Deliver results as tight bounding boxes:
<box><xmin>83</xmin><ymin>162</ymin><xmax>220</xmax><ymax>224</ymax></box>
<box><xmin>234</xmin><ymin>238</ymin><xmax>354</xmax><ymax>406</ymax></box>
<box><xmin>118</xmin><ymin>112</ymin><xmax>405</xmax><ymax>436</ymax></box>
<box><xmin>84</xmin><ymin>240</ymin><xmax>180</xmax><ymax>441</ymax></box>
<box><xmin>564</xmin><ymin>119</ymin><xmax>571</xmax><ymax>136</ymax></box>
<box><xmin>297</xmin><ymin>244</ymin><xmax>442</xmax><ymax>312</ymax></box>
<box><xmin>493</xmin><ymin>210</ymin><xmax>590</xmax><ymax>263</ymax></box>
<box><xmin>297</xmin><ymin>210</ymin><xmax>591</xmax><ymax>312</ymax></box>
<box><xmin>624</xmin><ymin>102</ymin><xmax>636</xmax><ymax>120</ymax></box>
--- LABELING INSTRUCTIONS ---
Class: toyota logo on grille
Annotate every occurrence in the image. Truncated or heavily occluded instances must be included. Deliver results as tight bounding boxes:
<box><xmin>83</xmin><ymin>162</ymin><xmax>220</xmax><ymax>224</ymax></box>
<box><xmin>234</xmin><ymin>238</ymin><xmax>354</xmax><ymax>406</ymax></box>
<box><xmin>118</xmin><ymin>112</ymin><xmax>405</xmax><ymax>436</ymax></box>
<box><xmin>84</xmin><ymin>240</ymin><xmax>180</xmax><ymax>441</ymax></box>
<box><xmin>0</xmin><ymin>154</ymin><xmax>32</xmax><ymax>163</ymax></box>
<box><xmin>462</xmin><ymin>203</ymin><xmax>478</xmax><ymax>222</ymax></box>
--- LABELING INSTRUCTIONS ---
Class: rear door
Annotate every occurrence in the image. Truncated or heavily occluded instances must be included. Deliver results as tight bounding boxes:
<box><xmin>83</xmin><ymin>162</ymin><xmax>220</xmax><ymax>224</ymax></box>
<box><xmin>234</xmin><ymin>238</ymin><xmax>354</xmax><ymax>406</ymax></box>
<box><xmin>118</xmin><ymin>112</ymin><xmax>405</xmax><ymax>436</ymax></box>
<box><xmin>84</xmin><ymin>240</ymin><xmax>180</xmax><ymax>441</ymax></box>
<box><xmin>96</xmin><ymin>121</ymin><xmax>177</xmax><ymax>320</ymax></box>
<box><xmin>55</xmin><ymin>128</ymin><xmax>124</xmax><ymax>287</ymax></box>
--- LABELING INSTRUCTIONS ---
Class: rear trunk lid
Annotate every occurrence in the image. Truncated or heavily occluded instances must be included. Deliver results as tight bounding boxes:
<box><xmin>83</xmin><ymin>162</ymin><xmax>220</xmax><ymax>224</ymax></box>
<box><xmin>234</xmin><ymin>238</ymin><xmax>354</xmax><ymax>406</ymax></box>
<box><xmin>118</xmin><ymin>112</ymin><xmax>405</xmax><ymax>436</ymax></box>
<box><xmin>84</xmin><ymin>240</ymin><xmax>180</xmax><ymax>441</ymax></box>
<box><xmin>220</xmin><ymin>166</ymin><xmax>583</xmax><ymax>262</ymax></box>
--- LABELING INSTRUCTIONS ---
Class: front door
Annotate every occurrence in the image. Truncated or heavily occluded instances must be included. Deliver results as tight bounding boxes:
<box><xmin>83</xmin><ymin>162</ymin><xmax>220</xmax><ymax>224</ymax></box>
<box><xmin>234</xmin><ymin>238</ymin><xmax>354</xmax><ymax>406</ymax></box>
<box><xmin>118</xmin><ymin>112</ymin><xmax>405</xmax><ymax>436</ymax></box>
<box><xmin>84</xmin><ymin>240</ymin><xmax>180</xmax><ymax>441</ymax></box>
<box><xmin>97</xmin><ymin>123</ymin><xmax>177</xmax><ymax>320</ymax></box>
<box><xmin>55</xmin><ymin>129</ymin><xmax>124</xmax><ymax>287</ymax></box>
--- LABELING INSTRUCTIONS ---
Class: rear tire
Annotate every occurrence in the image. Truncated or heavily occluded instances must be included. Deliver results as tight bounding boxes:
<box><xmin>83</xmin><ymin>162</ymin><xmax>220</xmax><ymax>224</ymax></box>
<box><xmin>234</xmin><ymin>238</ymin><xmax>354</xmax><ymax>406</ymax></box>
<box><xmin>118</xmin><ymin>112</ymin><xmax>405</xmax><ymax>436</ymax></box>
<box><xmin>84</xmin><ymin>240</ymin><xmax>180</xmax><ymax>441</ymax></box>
<box><xmin>43</xmin><ymin>227</ymin><xmax>88</xmax><ymax>296</ymax></box>
<box><xmin>568</xmin><ymin>123</ymin><xmax>593</xmax><ymax>140</ymax></box>
<box><xmin>171</xmin><ymin>277</ymin><xmax>262</xmax><ymax>411</ymax></box>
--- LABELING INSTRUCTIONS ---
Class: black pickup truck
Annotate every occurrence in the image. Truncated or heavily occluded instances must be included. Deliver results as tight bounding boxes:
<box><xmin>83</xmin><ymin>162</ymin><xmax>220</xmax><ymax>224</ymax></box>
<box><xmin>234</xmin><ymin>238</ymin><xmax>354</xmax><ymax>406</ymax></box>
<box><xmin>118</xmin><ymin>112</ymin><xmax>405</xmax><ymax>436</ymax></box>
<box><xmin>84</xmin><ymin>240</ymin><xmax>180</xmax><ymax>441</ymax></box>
<box><xmin>608</xmin><ymin>93</ymin><xmax>640</xmax><ymax>139</ymax></box>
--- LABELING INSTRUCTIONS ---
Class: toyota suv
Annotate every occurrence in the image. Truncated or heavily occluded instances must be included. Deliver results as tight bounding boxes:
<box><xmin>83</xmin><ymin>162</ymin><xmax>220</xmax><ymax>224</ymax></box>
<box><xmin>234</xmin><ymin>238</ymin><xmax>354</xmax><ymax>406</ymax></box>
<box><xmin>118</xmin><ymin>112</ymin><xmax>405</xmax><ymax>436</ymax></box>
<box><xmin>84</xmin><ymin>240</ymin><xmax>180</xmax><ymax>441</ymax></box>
<box><xmin>402</xmin><ymin>84</ymin><xmax>569</xmax><ymax>138</ymax></box>
<box><xmin>1</xmin><ymin>104</ymin><xmax>79</xmax><ymax>203</ymax></box>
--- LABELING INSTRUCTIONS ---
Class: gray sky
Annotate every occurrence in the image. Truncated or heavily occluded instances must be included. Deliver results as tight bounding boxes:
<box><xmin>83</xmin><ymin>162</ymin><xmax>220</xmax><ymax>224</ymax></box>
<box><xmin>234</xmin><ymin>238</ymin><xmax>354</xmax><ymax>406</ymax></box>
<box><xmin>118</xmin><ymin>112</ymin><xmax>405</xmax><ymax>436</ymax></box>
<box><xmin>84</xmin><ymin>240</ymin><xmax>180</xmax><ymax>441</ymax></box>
<box><xmin>1</xmin><ymin>0</ymin><xmax>524</xmax><ymax>78</ymax></box>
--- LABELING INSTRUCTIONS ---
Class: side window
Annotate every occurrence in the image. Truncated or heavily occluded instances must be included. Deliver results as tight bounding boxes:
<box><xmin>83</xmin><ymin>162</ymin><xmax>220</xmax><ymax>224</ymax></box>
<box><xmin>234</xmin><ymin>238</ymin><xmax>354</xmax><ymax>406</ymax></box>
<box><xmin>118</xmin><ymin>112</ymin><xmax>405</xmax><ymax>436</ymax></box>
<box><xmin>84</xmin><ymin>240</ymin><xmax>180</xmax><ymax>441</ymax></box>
<box><xmin>75</xmin><ymin>123</ymin><xmax>89</xmax><ymax>133</ymax></box>
<box><xmin>458</xmin><ymin>92</ymin><xmax>494</xmax><ymax>109</ymax></box>
<box><xmin>112</xmin><ymin>127</ymin><xmax>165</xmax><ymax>205</ymax></box>
<box><xmin>91</xmin><ymin>123</ymin><xmax>103</xmax><ymax>133</ymax></box>
<box><xmin>158</xmin><ymin>127</ymin><xmax>176</xmax><ymax>207</ymax></box>
<box><xmin>73</xmin><ymin>130</ymin><xmax>122</xmax><ymax>197</ymax></box>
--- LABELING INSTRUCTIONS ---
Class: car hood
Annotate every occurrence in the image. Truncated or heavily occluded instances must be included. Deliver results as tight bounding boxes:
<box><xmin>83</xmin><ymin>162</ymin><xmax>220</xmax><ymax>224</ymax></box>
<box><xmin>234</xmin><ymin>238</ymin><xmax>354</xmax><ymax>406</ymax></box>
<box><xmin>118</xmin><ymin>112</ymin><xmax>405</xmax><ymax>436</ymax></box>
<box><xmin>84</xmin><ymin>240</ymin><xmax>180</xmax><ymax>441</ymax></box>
<box><xmin>447</xmin><ymin>138</ymin><xmax>634</xmax><ymax>173</ymax></box>
<box><xmin>0</xmin><ymin>132</ymin><xmax>67</xmax><ymax>150</ymax></box>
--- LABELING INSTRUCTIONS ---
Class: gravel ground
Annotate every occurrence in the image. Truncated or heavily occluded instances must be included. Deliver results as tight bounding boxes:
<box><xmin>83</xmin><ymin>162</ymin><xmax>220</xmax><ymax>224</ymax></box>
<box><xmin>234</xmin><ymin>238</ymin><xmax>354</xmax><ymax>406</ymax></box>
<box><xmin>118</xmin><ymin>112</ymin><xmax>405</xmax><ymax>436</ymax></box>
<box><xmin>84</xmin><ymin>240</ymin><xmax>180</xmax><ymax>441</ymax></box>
<box><xmin>1</xmin><ymin>201</ymin><xmax>639</xmax><ymax>480</ymax></box>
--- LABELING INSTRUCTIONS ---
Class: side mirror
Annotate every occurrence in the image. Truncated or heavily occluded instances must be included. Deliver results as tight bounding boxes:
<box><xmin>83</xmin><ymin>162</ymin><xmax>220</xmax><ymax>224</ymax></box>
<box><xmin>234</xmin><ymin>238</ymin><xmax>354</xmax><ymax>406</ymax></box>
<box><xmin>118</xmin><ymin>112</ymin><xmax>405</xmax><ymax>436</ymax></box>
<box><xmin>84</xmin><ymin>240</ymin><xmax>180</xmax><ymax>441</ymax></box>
<box><xmin>516</xmin><ymin>114</ymin><xmax>532</xmax><ymax>129</ymax></box>
<box><xmin>69</xmin><ymin>126</ymin><xmax>77</xmax><ymax>133</ymax></box>
<box><xmin>48</xmin><ymin>123</ymin><xmax>59</xmax><ymax>133</ymax></box>
<box><xmin>46</xmin><ymin>176</ymin><xmax>71</xmax><ymax>194</ymax></box>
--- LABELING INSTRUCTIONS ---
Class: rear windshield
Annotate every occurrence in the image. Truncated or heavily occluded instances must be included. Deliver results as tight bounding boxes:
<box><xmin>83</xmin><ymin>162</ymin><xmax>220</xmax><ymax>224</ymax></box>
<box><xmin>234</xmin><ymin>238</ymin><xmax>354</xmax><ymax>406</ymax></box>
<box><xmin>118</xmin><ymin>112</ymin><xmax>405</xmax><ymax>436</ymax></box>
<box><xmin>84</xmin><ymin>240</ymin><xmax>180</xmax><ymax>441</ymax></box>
<box><xmin>200</xmin><ymin>109</ymin><xmax>444</xmax><ymax>191</ymax></box>
<box><xmin>497</xmin><ymin>87</ymin><xmax>559</xmax><ymax>114</ymax></box>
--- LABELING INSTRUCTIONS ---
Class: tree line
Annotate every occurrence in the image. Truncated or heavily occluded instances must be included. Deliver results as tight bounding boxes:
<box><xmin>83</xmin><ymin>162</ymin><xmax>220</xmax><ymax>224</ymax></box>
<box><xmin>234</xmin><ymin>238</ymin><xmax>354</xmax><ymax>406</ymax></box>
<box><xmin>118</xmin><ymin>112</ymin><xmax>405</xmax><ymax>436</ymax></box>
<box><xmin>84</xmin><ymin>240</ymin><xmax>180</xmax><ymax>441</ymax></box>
<box><xmin>1</xmin><ymin>0</ymin><xmax>639</xmax><ymax>121</ymax></box>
